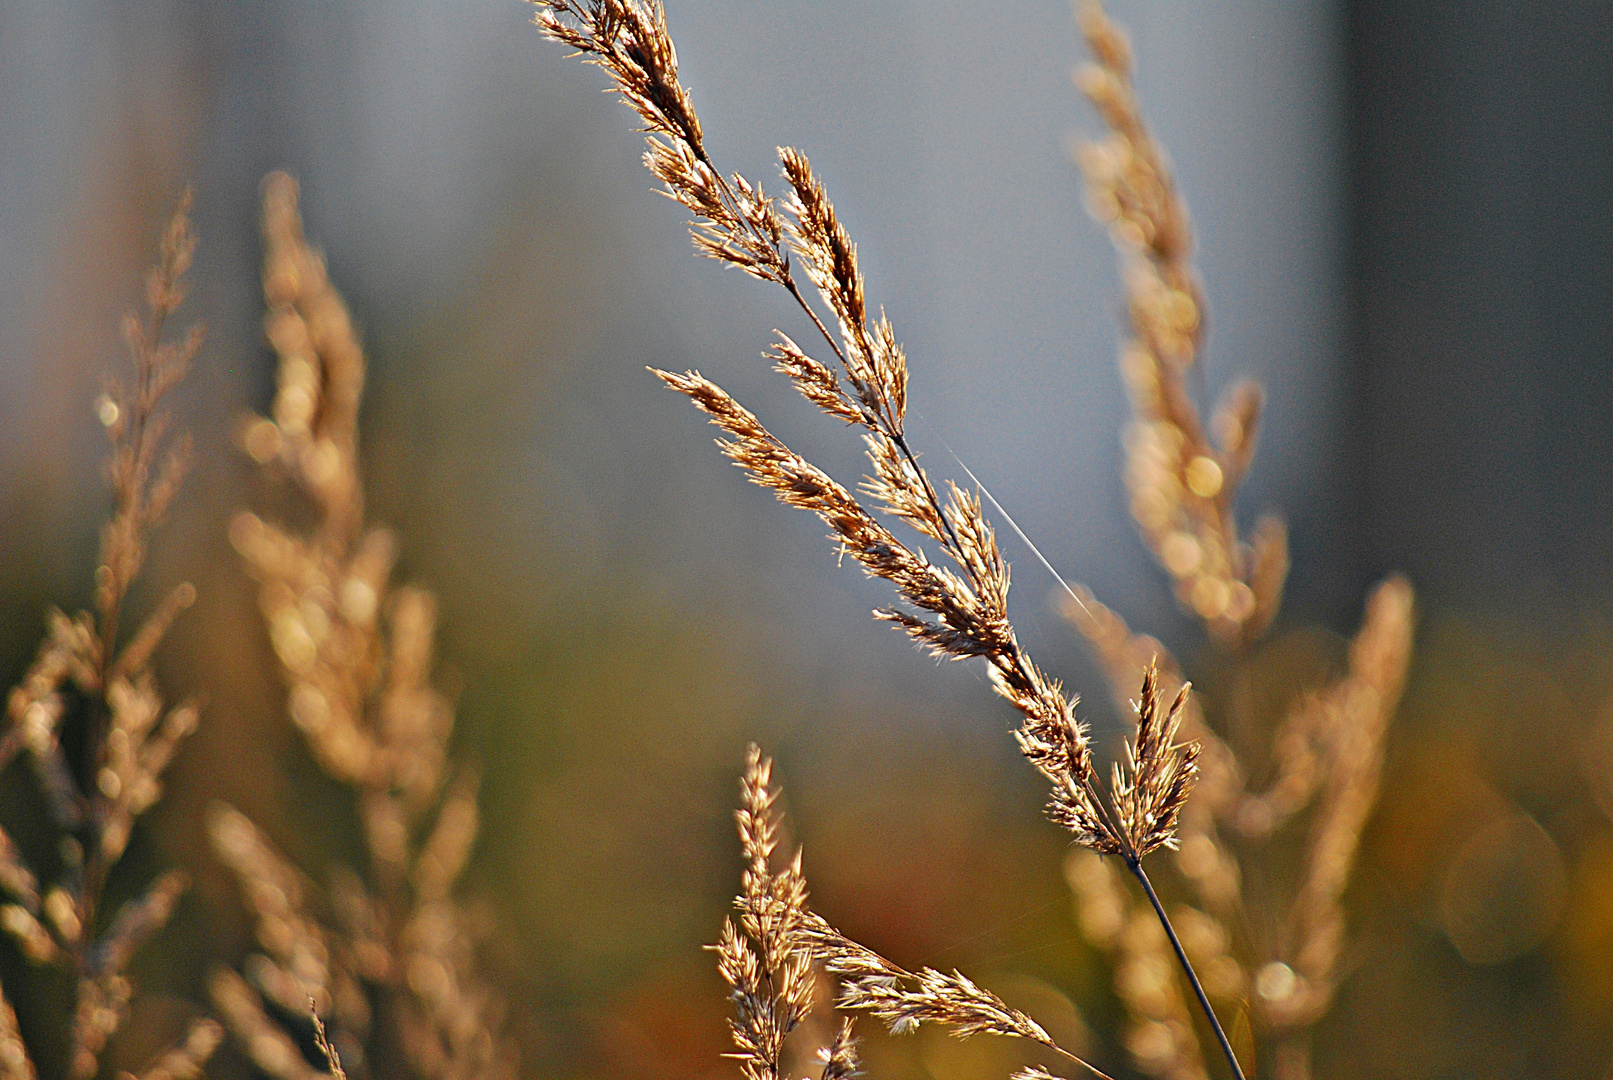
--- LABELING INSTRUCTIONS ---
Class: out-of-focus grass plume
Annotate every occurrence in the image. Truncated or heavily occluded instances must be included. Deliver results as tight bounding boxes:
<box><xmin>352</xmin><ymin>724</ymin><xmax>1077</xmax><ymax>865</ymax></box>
<box><xmin>209</xmin><ymin>170</ymin><xmax>515</xmax><ymax>1080</ymax></box>
<box><xmin>0</xmin><ymin>190</ymin><xmax>220</xmax><ymax>1080</ymax></box>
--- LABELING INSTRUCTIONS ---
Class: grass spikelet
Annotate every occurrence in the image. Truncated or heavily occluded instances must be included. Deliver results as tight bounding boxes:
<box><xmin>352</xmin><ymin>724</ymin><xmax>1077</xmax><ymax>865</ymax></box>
<box><xmin>816</xmin><ymin>1019</ymin><xmax>860</xmax><ymax>1080</ymax></box>
<box><xmin>715</xmin><ymin>746</ymin><xmax>816</xmax><ymax>1080</ymax></box>
<box><xmin>532</xmin><ymin>1</ymin><xmax>791</xmax><ymax>286</ymax></box>
<box><xmin>1109</xmin><ymin>666</ymin><xmax>1200</xmax><ymax>860</ymax></box>
<box><xmin>801</xmin><ymin>918</ymin><xmax>1054</xmax><ymax>1046</ymax></box>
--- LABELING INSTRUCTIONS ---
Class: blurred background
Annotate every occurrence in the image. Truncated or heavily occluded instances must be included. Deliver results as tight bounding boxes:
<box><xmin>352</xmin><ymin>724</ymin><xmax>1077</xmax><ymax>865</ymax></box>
<box><xmin>0</xmin><ymin>1</ymin><xmax>1609</xmax><ymax>1077</ymax></box>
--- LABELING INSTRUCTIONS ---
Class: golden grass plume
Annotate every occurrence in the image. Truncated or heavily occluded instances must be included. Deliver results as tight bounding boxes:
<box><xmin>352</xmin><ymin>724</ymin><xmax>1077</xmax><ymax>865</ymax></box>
<box><xmin>531</xmin><ymin>3</ymin><xmax>1254</xmax><ymax>1076</ymax></box>
<box><xmin>720</xmin><ymin>747</ymin><xmax>1114</xmax><ymax>1080</ymax></box>
<box><xmin>532</xmin><ymin>0</ymin><xmax>1202</xmax><ymax>873</ymax></box>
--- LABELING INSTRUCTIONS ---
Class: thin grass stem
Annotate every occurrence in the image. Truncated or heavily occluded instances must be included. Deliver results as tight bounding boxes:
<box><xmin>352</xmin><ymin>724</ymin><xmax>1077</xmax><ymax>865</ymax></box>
<box><xmin>1045</xmin><ymin>1035</ymin><xmax>1121</xmax><ymax>1080</ymax></box>
<box><xmin>1126</xmin><ymin>857</ymin><xmax>1247</xmax><ymax>1080</ymax></box>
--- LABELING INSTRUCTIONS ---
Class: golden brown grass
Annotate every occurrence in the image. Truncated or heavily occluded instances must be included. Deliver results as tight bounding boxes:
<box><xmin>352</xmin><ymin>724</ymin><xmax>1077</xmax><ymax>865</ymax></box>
<box><xmin>208</xmin><ymin>172</ymin><xmax>514</xmax><ymax>1080</ymax></box>
<box><xmin>0</xmin><ymin>5</ymin><xmax>1444</xmax><ymax>1077</ymax></box>
<box><xmin>0</xmin><ymin>193</ymin><xmax>220</xmax><ymax>1080</ymax></box>
<box><xmin>716</xmin><ymin>746</ymin><xmax>1114</xmax><ymax>1080</ymax></box>
<box><xmin>529</xmin><ymin>2</ymin><xmax>1265</xmax><ymax>1077</ymax></box>
<box><xmin>533</xmin><ymin>2</ymin><xmax>1419</xmax><ymax>1080</ymax></box>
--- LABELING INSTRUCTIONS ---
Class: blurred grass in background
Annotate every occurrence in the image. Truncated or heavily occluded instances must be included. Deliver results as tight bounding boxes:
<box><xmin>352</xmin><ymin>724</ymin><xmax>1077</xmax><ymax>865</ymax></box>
<box><xmin>0</xmin><ymin>2</ymin><xmax>1609</xmax><ymax>1078</ymax></box>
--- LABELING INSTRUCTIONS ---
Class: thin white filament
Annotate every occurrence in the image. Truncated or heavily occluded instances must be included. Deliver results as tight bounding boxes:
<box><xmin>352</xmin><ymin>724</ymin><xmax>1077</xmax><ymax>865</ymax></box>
<box><xmin>942</xmin><ymin>442</ymin><xmax>1093</xmax><ymax>620</ymax></box>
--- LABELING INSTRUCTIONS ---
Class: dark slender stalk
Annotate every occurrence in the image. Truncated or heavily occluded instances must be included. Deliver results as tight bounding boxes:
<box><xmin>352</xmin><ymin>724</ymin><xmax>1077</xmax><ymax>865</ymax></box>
<box><xmin>782</xmin><ymin>279</ymin><xmax>848</xmax><ymax>368</ymax></box>
<box><xmin>1126</xmin><ymin>856</ymin><xmax>1247</xmax><ymax>1080</ymax></box>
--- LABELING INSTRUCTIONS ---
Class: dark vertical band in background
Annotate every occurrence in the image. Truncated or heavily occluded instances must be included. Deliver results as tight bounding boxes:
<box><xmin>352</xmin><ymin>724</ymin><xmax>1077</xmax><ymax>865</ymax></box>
<box><xmin>1346</xmin><ymin>0</ymin><xmax>1613</xmax><ymax>606</ymax></box>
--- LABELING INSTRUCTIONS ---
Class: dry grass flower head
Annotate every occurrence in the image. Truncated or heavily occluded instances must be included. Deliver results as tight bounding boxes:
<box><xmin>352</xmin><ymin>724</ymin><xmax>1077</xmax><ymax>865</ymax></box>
<box><xmin>210</xmin><ymin>171</ymin><xmax>514</xmax><ymax>1080</ymax></box>
<box><xmin>533</xmin><ymin>0</ymin><xmax>1098</xmax><ymax>851</ymax></box>
<box><xmin>532</xmin><ymin>3</ymin><xmax>1256</xmax><ymax>1077</ymax></box>
<box><xmin>719</xmin><ymin>747</ymin><xmax>1115</xmax><ymax>1080</ymax></box>
<box><xmin>0</xmin><ymin>192</ymin><xmax>219</xmax><ymax>1080</ymax></box>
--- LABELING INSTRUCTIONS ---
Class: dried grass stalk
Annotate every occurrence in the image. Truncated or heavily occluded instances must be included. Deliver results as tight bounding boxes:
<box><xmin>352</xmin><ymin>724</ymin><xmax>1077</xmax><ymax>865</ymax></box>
<box><xmin>536</xmin><ymin>0</ymin><xmax>1127</xmax><ymax>850</ymax></box>
<box><xmin>213</xmin><ymin>171</ymin><xmax>515</xmax><ymax>1080</ymax></box>
<box><xmin>0</xmin><ymin>192</ymin><xmax>215</xmax><ymax>1080</ymax></box>
<box><xmin>723</xmin><ymin>748</ymin><xmax>1113</xmax><ymax>1080</ymax></box>
<box><xmin>532</xmin><ymin>3</ymin><xmax>1268</xmax><ymax>1076</ymax></box>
